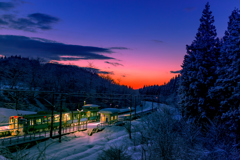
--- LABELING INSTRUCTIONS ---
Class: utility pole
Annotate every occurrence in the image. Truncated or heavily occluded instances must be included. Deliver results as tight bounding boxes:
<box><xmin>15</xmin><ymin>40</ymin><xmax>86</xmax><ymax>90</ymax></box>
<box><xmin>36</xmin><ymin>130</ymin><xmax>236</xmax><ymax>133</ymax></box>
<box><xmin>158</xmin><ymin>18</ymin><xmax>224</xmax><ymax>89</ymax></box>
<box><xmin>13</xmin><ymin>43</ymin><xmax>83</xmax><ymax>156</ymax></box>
<box><xmin>152</xmin><ymin>96</ymin><xmax>154</xmax><ymax>112</ymax></box>
<box><xmin>50</xmin><ymin>93</ymin><xmax>54</xmax><ymax>138</ymax></box>
<box><xmin>59</xmin><ymin>94</ymin><xmax>63</xmax><ymax>143</ymax></box>
<box><xmin>16</xmin><ymin>91</ymin><xmax>19</xmax><ymax>111</ymax></box>
<box><xmin>129</xmin><ymin>95</ymin><xmax>132</xmax><ymax>139</ymax></box>
<box><xmin>135</xmin><ymin>96</ymin><xmax>137</xmax><ymax>118</ymax></box>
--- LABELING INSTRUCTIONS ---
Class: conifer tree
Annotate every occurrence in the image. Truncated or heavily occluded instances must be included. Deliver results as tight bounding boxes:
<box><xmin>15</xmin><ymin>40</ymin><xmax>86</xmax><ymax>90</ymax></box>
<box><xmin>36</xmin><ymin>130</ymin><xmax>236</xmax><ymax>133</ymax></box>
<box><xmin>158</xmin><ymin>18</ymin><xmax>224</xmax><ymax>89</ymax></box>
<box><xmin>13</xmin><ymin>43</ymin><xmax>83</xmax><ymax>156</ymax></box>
<box><xmin>209</xmin><ymin>9</ymin><xmax>240</xmax><ymax>114</ymax></box>
<box><xmin>179</xmin><ymin>2</ymin><xmax>220</xmax><ymax>121</ymax></box>
<box><xmin>212</xmin><ymin>9</ymin><xmax>240</xmax><ymax>139</ymax></box>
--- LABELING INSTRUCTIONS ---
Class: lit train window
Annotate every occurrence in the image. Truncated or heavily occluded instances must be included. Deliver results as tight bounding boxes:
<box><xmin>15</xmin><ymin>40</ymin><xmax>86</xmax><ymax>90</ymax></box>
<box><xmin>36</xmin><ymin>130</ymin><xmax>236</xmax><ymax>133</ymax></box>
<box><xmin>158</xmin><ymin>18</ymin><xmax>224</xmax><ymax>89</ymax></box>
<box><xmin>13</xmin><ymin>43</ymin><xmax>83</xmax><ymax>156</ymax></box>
<box><xmin>43</xmin><ymin>118</ymin><xmax>47</xmax><ymax>124</ymax></box>
<box><xmin>66</xmin><ymin>114</ymin><xmax>70</xmax><ymax>121</ymax></box>
<box><xmin>36</xmin><ymin>118</ymin><xmax>41</xmax><ymax>124</ymax></box>
<box><xmin>115</xmin><ymin>115</ymin><xmax>117</xmax><ymax>119</ymax></box>
<box><xmin>13</xmin><ymin>118</ymin><xmax>18</xmax><ymax>129</ymax></box>
<box><xmin>30</xmin><ymin>119</ymin><xmax>34</xmax><ymax>126</ymax></box>
<box><xmin>111</xmin><ymin>116</ymin><xmax>113</xmax><ymax>121</ymax></box>
<box><xmin>54</xmin><ymin>116</ymin><xmax>60</xmax><ymax>122</ymax></box>
<box><xmin>48</xmin><ymin>117</ymin><xmax>51</xmax><ymax>123</ymax></box>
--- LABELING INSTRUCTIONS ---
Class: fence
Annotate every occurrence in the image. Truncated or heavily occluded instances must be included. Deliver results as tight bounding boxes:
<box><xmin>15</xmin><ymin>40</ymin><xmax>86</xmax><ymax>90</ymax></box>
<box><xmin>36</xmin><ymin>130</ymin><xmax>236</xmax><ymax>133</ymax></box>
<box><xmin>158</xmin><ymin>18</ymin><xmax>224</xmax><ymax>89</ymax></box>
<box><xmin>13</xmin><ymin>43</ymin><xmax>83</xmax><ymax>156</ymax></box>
<box><xmin>0</xmin><ymin>123</ymin><xmax>87</xmax><ymax>147</ymax></box>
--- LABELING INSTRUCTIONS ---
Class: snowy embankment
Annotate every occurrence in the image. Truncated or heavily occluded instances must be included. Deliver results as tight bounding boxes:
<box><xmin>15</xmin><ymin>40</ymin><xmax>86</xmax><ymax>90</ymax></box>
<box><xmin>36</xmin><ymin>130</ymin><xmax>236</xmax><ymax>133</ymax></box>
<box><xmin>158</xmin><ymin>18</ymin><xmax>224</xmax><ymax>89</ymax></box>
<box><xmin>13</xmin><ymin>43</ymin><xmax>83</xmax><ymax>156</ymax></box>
<box><xmin>19</xmin><ymin>125</ymin><xmax>132</xmax><ymax>160</ymax></box>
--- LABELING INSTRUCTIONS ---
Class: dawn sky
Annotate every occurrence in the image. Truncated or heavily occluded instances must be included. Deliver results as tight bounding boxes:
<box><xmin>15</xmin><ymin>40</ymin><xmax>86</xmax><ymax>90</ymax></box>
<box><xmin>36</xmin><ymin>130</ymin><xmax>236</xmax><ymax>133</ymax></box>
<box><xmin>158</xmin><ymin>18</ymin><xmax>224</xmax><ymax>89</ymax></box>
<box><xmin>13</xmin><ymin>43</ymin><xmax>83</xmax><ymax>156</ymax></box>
<box><xmin>0</xmin><ymin>0</ymin><xmax>239</xmax><ymax>89</ymax></box>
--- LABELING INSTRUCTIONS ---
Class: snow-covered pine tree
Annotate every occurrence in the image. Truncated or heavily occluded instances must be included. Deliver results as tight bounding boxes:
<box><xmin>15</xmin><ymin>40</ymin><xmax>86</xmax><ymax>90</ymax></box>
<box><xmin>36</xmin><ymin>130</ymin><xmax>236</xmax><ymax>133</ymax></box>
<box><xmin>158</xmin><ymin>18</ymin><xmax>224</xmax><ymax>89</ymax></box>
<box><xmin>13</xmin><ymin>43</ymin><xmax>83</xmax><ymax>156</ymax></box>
<box><xmin>214</xmin><ymin>9</ymin><xmax>240</xmax><ymax>140</ymax></box>
<box><xmin>179</xmin><ymin>2</ymin><xmax>220</xmax><ymax>122</ymax></box>
<box><xmin>209</xmin><ymin>9</ymin><xmax>240</xmax><ymax>115</ymax></box>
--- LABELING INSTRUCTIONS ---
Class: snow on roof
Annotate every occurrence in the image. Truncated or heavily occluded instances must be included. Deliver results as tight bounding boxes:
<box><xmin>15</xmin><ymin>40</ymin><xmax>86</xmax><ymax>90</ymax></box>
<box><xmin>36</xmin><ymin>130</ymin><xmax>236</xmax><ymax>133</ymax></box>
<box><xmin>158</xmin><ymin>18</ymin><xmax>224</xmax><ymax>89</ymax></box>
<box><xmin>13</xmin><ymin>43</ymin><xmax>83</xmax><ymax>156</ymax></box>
<box><xmin>83</xmin><ymin>104</ymin><xmax>100</xmax><ymax>108</ymax></box>
<box><xmin>99</xmin><ymin>108</ymin><xmax>119</xmax><ymax>114</ymax></box>
<box><xmin>0</xmin><ymin>107</ymin><xmax>37</xmax><ymax>123</ymax></box>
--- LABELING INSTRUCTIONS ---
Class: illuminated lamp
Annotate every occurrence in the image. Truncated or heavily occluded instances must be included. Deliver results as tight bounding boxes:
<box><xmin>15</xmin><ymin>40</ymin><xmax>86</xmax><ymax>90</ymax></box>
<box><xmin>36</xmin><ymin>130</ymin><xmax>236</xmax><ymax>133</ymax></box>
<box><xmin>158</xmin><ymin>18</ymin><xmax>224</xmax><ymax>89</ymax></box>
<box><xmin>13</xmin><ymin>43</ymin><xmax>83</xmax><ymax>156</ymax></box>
<box><xmin>14</xmin><ymin>116</ymin><xmax>18</xmax><ymax>118</ymax></box>
<box><xmin>44</xmin><ymin>116</ymin><xmax>46</xmax><ymax>118</ymax></box>
<box><xmin>21</xmin><ymin>117</ymin><xmax>23</xmax><ymax>119</ymax></box>
<box><xmin>10</xmin><ymin>117</ymin><xmax>13</xmax><ymax>119</ymax></box>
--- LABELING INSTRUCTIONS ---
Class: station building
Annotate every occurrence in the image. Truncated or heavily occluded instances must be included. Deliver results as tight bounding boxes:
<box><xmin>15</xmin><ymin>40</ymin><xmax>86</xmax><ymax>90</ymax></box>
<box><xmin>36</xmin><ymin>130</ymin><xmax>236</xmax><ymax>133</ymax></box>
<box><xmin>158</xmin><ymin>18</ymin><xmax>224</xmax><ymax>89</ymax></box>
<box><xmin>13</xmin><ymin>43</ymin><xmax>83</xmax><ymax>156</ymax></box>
<box><xmin>99</xmin><ymin>108</ymin><xmax>119</xmax><ymax>124</ymax></box>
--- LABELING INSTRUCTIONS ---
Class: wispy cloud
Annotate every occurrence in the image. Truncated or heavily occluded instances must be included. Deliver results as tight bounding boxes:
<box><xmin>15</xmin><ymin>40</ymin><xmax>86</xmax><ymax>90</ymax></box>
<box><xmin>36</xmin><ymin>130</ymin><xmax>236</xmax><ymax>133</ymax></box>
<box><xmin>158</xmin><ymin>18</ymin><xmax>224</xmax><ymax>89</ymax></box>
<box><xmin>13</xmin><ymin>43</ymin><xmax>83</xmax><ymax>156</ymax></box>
<box><xmin>0</xmin><ymin>13</ymin><xmax>60</xmax><ymax>32</ymax></box>
<box><xmin>83</xmin><ymin>67</ymin><xmax>114</xmax><ymax>75</ymax></box>
<box><xmin>105</xmin><ymin>61</ymin><xmax>124</xmax><ymax>67</ymax></box>
<box><xmin>0</xmin><ymin>35</ymin><xmax>115</xmax><ymax>61</ymax></box>
<box><xmin>170</xmin><ymin>70</ymin><xmax>181</xmax><ymax>74</ymax></box>
<box><xmin>109</xmin><ymin>47</ymin><xmax>129</xmax><ymax>50</ymax></box>
<box><xmin>0</xmin><ymin>0</ymin><xmax>59</xmax><ymax>32</ymax></box>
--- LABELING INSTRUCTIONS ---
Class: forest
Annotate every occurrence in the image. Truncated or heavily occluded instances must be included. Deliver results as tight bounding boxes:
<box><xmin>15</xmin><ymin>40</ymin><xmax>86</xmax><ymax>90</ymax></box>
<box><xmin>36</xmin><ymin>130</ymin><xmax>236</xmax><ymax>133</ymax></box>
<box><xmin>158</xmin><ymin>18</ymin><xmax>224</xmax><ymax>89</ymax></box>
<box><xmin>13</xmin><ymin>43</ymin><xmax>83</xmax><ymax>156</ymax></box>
<box><xmin>138</xmin><ymin>3</ymin><xmax>240</xmax><ymax>159</ymax></box>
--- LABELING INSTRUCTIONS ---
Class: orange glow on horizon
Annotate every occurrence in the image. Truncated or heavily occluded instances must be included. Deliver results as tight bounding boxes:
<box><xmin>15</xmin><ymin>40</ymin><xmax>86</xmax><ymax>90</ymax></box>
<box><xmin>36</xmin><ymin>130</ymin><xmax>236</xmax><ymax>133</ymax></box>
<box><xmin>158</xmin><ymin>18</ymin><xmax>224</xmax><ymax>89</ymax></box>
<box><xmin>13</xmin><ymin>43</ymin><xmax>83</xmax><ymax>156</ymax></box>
<box><xmin>54</xmin><ymin>57</ymin><xmax>181</xmax><ymax>90</ymax></box>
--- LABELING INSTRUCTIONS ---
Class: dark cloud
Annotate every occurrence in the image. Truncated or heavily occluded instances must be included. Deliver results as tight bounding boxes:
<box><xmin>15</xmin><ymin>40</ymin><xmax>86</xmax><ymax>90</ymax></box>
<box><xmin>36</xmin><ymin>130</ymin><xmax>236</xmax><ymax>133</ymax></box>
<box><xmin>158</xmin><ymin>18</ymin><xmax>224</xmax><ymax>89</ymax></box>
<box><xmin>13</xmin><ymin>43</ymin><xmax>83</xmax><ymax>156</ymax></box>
<box><xmin>184</xmin><ymin>7</ymin><xmax>196</xmax><ymax>12</ymax></box>
<box><xmin>98</xmin><ymin>71</ymin><xmax>114</xmax><ymax>75</ymax></box>
<box><xmin>0</xmin><ymin>35</ymin><xmax>115</xmax><ymax>61</ymax></box>
<box><xmin>170</xmin><ymin>70</ymin><xmax>181</xmax><ymax>74</ymax></box>
<box><xmin>122</xmin><ymin>75</ymin><xmax>126</xmax><ymax>77</ymax></box>
<box><xmin>109</xmin><ymin>47</ymin><xmax>129</xmax><ymax>50</ymax></box>
<box><xmin>105</xmin><ymin>61</ymin><xmax>124</xmax><ymax>67</ymax></box>
<box><xmin>152</xmin><ymin>40</ymin><xmax>164</xmax><ymax>43</ymax></box>
<box><xmin>83</xmin><ymin>67</ymin><xmax>114</xmax><ymax>75</ymax></box>
<box><xmin>0</xmin><ymin>13</ymin><xmax>60</xmax><ymax>32</ymax></box>
<box><xmin>0</xmin><ymin>2</ymin><xmax>15</xmax><ymax>10</ymax></box>
<box><xmin>28</xmin><ymin>13</ymin><xmax>59</xmax><ymax>25</ymax></box>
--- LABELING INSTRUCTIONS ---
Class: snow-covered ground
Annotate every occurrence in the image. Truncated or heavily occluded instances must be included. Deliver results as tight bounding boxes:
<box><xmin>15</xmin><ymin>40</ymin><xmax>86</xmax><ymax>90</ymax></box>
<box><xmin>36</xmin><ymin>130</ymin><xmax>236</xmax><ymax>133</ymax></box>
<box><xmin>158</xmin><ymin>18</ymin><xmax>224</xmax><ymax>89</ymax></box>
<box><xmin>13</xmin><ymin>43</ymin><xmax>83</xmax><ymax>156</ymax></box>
<box><xmin>19</xmin><ymin>124</ymin><xmax>134</xmax><ymax>160</ymax></box>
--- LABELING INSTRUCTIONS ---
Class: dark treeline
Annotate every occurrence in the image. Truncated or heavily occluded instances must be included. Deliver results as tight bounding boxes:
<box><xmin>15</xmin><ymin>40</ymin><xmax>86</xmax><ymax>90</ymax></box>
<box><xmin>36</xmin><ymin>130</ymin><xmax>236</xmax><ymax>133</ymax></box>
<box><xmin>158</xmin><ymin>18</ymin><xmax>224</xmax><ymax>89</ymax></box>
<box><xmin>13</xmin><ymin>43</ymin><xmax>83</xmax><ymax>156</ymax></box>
<box><xmin>139</xmin><ymin>74</ymin><xmax>180</xmax><ymax>96</ymax></box>
<box><xmin>139</xmin><ymin>3</ymin><xmax>240</xmax><ymax>155</ymax></box>
<box><xmin>139</xmin><ymin>75</ymin><xmax>180</xmax><ymax>106</ymax></box>
<box><xmin>0</xmin><ymin>55</ymin><xmax>134</xmax><ymax>94</ymax></box>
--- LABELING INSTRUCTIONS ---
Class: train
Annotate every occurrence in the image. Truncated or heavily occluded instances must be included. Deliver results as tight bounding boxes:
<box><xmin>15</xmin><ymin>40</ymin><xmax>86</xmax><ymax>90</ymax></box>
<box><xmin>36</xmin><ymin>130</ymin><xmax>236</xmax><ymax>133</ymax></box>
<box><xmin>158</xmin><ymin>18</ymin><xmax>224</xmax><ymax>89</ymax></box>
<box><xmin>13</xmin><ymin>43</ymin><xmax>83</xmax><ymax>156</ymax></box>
<box><xmin>4</xmin><ymin>104</ymin><xmax>101</xmax><ymax>136</ymax></box>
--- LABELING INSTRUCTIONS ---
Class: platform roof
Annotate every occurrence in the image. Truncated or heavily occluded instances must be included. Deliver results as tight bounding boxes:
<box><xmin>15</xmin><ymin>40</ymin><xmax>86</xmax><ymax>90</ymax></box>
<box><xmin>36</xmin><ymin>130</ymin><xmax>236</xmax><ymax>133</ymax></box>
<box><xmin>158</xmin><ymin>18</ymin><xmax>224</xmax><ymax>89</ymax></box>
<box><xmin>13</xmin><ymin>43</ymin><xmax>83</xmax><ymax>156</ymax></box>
<box><xmin>99</xmin><ymin>108</ymin><xmax>119</xmax><ymax>114</ymax></box>
<box><xmin>83</xmin><ymin>104</ymin><xmax>100</xmax><ymax>108</ymax></box>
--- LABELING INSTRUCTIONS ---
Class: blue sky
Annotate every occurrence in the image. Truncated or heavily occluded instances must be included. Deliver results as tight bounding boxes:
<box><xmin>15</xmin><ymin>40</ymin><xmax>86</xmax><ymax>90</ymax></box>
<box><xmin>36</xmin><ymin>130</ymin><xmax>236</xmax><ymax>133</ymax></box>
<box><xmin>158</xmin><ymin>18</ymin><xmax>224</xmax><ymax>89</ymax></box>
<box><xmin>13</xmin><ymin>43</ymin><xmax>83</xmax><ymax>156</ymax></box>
<box><xmin>0</xmin><ymin>0</ymin><xmax>239</xmax><ymax>88</ymax></box>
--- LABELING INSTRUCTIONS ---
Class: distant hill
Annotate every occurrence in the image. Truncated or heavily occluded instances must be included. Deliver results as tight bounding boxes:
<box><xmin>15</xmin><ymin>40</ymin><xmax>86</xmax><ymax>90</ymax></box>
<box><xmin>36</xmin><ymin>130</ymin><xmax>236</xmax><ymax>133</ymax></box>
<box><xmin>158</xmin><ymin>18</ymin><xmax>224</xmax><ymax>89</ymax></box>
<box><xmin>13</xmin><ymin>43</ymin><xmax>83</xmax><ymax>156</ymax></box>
<box><xmin>0</xmin><ymin>55</ymin><xmax>134</xmax><ymax>94</ymax></box>
<box><xmin>0</xmin><ymin>56</ymin><xmax>135</xmax><ymax>111</ymax></box>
